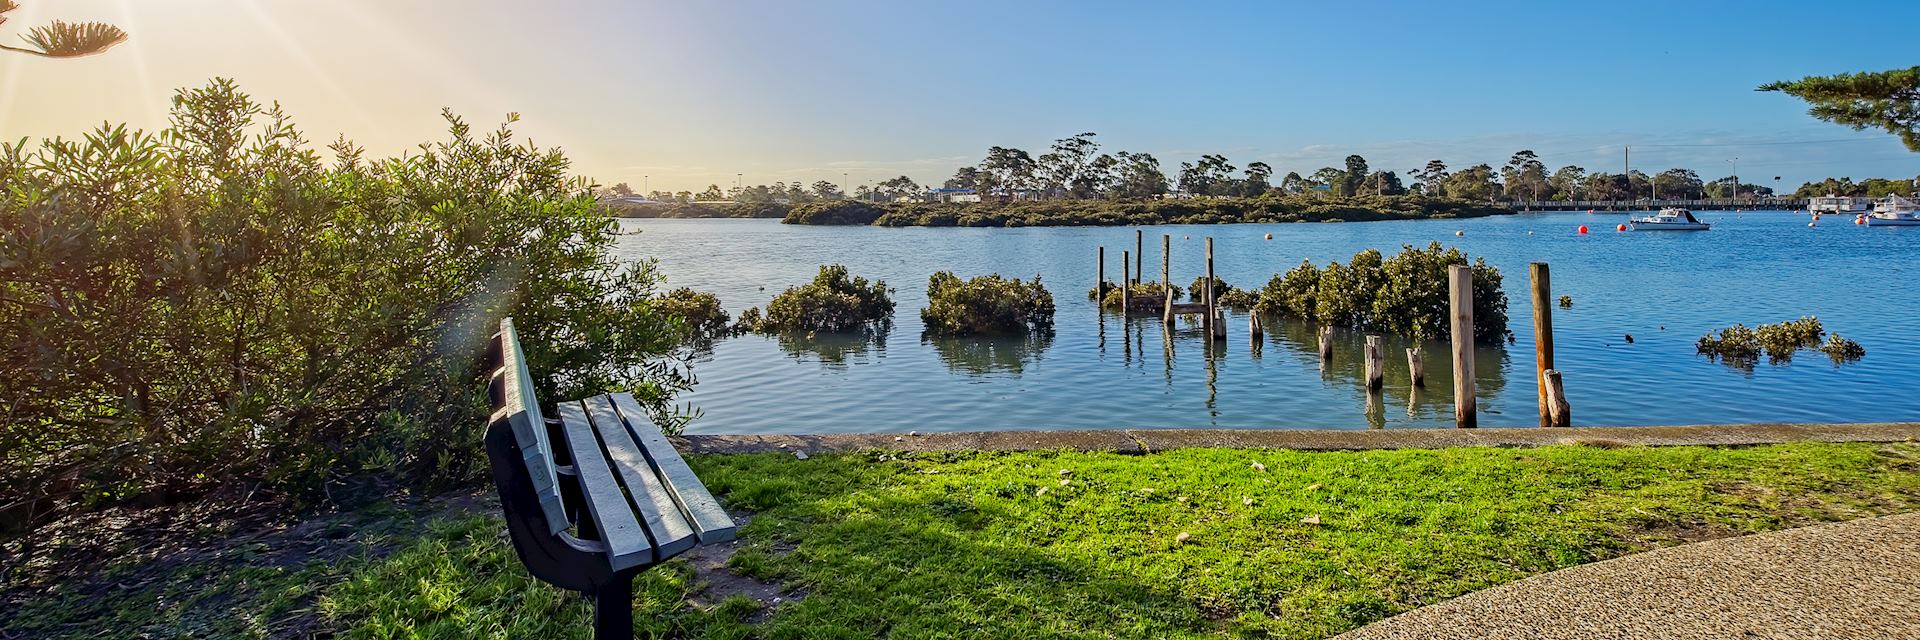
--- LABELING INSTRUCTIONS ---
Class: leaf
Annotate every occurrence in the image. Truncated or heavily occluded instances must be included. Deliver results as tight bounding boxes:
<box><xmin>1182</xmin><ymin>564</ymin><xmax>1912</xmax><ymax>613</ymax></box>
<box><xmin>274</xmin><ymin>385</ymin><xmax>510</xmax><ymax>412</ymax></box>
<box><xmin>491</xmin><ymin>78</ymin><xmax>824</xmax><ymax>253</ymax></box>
<box><xmin>1301</xmin><ymin>515</ymin><xmax>1322</xmax><ymax>526</ymax></box>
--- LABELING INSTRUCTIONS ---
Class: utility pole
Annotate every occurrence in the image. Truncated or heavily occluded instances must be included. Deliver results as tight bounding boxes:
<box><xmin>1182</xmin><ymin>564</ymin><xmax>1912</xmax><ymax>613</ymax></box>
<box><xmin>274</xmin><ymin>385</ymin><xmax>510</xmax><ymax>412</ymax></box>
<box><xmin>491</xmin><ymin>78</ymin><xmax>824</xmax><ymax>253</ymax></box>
<box><xmin>1623</xmin><ymin>146</ymin><xmax>1631</xmax><ymax>201</ymax></box>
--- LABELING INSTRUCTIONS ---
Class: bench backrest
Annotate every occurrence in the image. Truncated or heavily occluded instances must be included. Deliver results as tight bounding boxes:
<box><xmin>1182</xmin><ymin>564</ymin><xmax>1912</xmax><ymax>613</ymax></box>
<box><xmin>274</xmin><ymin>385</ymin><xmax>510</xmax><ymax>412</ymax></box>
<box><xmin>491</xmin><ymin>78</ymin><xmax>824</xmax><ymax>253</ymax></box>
<box><xmin>488</xmin><ymin>318</ymin><xmax>568</xmax><ymax>534</ymax></box>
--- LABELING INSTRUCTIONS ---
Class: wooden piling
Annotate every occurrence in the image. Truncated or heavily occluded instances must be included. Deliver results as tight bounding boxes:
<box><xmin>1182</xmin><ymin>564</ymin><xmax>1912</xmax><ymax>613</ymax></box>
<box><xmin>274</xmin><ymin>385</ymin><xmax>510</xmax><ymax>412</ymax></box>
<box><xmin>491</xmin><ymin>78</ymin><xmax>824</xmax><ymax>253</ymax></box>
<box><xmin>1318</xmin><ymin>326</ymin><xmax>1334</xmax><ymax>362</ymax></box>
<box><xmin>1161</xmin><ymin>235</ymin><xmax>1173</xmax><ymax>324</ymax></box>
<box><xmin>1448</xmin><ymin>264</ymin><xmax>1477</xmax><ymax>428</ymax></box>
<box><xmin>1121</xmin><ymin>251</ymin><xmax>1131</xmax><ymax>314</ymax></box>
<box><xmin>1529</xmin><ymin>262</ymin><xmax>1556</xmax><ymax>428</ymax></box>
<box><xmin>1364</xmin><ymin>336</ymin><xmax>1384</xmax><ymax>391</ymax></box>
<box><xmin>1204</xmin><ymin>237</ymin><xmax>1220</xmax><ymax>341</ymax></box>
<box><xmin>1096</xmin><ymin>246</ymin><xmax>1106</xmax><ymax>302</ymax></box>
<box><xmin>1543</xmin><ymin>369</ymin><xmax>1571</xmax><ymax>427</ymax></box>
<box><xmin>1134</xmin><ymin>230</ymin><xmax>1143</xmax><ymax>284</ymax></box>
<box><xmin>1249</xmin><ymin>312</ymin><xmax>1263</xmax><ymax>339</ymax></box>
<box><xmin>1406</xmin><ymin>347</ymin><xmax>1425</xmax><ymax>388</ymax></box>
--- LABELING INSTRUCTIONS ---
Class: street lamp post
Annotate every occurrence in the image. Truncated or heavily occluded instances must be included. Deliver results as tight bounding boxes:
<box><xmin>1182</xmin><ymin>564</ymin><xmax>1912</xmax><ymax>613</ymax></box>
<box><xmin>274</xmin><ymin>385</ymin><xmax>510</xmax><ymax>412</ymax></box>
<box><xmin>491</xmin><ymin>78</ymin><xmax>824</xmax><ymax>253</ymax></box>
<box><xmin>1729</xmin><ymin>157</ymin><xmax>1739</xmax><ymax>203</ymax></box>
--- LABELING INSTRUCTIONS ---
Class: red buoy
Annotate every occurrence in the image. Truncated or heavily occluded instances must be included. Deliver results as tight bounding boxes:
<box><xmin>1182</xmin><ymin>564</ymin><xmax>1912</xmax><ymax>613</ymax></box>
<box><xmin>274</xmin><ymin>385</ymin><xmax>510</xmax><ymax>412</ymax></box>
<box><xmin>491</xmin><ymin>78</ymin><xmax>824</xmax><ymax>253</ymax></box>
<box><xmin>1578</xmin><ymin>225</ymin><xmax>1589</xmax><ymax>234</ymax></box>
<box><xmin>1616</xmin><ymin>224</ymin><xmax>1627</xmax><ymax>232</ymax></box>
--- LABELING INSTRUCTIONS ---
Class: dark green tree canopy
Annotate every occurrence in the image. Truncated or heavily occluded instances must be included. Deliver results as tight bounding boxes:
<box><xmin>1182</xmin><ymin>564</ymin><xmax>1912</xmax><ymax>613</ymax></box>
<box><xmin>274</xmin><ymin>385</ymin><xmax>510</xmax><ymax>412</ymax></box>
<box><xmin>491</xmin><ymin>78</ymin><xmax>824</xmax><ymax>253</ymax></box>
<box><xmin>1761</xmin><ymin>67</ymin><xmax>1920</xmax><ymax>151</ymax></box>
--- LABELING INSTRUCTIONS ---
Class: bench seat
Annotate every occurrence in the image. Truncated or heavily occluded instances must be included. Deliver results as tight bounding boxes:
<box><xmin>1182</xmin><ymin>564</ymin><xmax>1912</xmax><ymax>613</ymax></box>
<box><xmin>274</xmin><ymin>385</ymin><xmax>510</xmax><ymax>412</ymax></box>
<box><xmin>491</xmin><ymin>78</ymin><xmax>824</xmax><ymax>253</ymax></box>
<box><xmin>485</xmin><ymin>318</ymin><xmax>734</xmax><ymax>639</ymax></box>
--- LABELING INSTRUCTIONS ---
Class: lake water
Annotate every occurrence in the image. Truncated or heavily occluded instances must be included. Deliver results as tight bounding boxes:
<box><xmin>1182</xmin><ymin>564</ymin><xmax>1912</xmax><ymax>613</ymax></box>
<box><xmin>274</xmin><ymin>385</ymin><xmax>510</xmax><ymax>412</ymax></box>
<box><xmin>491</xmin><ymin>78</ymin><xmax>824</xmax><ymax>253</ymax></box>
<box><xmin>613</xmin><ymin>211</ymin><xmax>1920</xmax><ymax>434</ymax></box>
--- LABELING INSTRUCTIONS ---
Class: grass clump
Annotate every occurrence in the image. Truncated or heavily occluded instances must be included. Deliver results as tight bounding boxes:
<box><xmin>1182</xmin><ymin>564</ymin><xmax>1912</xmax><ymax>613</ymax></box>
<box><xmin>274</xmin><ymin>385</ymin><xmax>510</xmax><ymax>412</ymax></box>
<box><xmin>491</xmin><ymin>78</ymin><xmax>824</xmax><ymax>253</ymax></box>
<box><xmin>1251</xmin><ymin>243</ymin><xmax>1508</xmax><ymax>342</ymax></box>
<box><xmin>742</xmin><ymin>265</ymin><xmax>894</xmax><ymax>333</ymax></box>
<box><xmin>922</xmin><ymin>272</ymin><xmax>1055</xmax><ymax>336</ymax></box>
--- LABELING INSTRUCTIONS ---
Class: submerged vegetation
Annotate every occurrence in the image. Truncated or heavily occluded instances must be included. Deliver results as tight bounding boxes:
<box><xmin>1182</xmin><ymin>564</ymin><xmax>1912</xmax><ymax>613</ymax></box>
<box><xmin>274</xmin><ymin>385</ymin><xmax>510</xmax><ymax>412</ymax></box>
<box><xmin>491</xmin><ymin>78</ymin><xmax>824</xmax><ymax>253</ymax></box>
<box><xmin>1251</xmin><ymin>243</ymin><xmax>1509</xmax><ymax>342</ymax></box>
<box><xmin>741</xmin><ymin>265</ymin><xmax>894</xmax><ymax>334</ymax></box>
<box><xmin>921</xmin><ymin>273</ymin><xmax>1056</xmax><ymax>336</ymax></box>
<box><xmin>782</xmin><ymin>196</ymin><xmax>1506</xmax><ymax>228</ymax></box>
<box><xmin>0</xmin><ymin>80</ymin><xmax>690</xmax><ymax>531</ymax></box>
<box><xmin>1696</xmin><ymin>316</ymin><xmax>1854</xmax><ymax>365</ymax></box>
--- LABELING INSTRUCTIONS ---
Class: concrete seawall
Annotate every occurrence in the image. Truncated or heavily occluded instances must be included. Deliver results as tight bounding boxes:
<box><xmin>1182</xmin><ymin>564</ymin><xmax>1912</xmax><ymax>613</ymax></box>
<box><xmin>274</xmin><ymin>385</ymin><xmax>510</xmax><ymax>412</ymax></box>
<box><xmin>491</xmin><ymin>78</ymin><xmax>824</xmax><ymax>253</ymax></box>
<box><xmin>679</xmin><ymin>422</ymin><xmax>1920</xmax><ymax>455</ymax></box>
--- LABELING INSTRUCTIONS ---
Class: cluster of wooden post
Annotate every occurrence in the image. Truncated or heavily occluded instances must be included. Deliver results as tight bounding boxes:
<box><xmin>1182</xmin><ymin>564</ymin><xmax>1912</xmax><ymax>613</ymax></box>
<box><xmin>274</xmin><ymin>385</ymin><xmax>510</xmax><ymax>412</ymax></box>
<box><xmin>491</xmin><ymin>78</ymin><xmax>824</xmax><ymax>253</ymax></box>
<box><xmin>1096</xmin><ymin>243</ymin><xmax>1569</xmax><ymax>430</ymax></box>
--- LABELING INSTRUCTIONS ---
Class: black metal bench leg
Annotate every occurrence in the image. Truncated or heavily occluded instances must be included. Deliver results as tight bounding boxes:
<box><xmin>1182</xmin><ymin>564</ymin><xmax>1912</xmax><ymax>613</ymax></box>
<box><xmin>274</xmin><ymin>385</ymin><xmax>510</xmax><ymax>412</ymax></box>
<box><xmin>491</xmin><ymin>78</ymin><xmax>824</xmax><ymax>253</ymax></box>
<box><xmin>592</xmin><ymin>574</ymin><xmax>635</xmax><ymax>640</ymax></box>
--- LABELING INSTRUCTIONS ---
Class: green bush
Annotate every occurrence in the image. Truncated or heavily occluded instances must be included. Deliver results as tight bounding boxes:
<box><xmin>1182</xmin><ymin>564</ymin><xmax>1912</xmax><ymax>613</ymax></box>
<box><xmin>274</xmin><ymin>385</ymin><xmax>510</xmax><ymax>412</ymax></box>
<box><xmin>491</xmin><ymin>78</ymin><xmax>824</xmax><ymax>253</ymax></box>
<box><xmin>748</xmin><ymin>265</ymin><xmax>893</xmax><ymax>333</ymax></box>
<box><xmin>1820</xmin><ymin>334</ymin><xmax>1866</xmax><ymax>362</ymax></box>
<box><xmin>921</xmin><ymin>272</ymin><xmax>1055</xmax><ymax>336</ymax></box>
<box><xmin>1097</xmin><ymin>282</ymin><xmax>1180</xmax><ymax>311</ymax></box>
<box><xmin>782</xmin><ymin>201</ymin><xmax>888</xmax><ymax>225</ymax></box>
<box><xmin>1187</xmin><ymin>276</ymin><xmax>1231</xmax><ymax>302</ymax></box>
<box><xmin>655</xmin><ymin>288</ymin><xmax>733</xmax><ymax>342</ymax></box>
<box><xmin>1700</xmin><ymin>316</ymin><xmax>1837</xmax><ymax>364</ymax></box>
<box><xmin>1252</xmin><ymin>243</ymin><xmax>1508</xmax><ymax>342</ymax></box>
<box><xmin>0</xmin><ymin>80</ymin><xmax>690</xmax><ymax>529</ymax></box>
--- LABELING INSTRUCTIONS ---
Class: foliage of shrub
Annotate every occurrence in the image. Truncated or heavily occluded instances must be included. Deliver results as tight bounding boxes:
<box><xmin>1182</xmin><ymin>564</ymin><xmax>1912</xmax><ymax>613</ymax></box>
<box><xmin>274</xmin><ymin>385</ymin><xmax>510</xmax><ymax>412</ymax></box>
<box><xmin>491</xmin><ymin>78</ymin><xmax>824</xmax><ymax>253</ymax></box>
<box><xmin>1696</xmin><ymin>325</ymin><xmax>1762</xmax><ymax>361</ymax></box>
<box><xmin>1559</xmin><ymin>295</ymin><xmax>1573</xmax><ymax>308</ymax></box>
<box><xmin>608</xmin><ymin>202</ymin><xmax>789</xmax><ymax>219</ymax></box>
<box><xmin>1251</xmin><ymin>243</ymin><xmax>1508</xmax><ymax>342</ymax></box>
<box><xmin>1096</xmin><ymin>282</ymin><xmax>1180</xmax><ymax>310</ymax></box>
<box><xmin>1216</xmin><ymin>288</ymin><xmax>1260</xmax><ymax>309</ymax></box>
<box><xmin>655</xmin><ymin>288</ymin><xmax>733</xmax><ymax>342</ymax></box>
<box><xmin>1820</xmin><ymin>334</ymin><xmax>1866</xmax><ymax>362</ymax></box>
<box><xmin>0</xmin><ymin>80</ymin><xmax>690</xmax><ymax>529</ymax></box>
<box><xmin>1699</xmin><ymin>316</ymin><xmax>1836</xmax><ymax>364</ymax></box>
<box><xmin>921</xmin><ymin>272</ymin><xmax>1055</xmax><ymax>336</ymax></box>
<box><xmin>783</xmin><ymin>195</ymin><xmax>1509</xmax><ymax>228</ymax></box>
<box><xmin>747</xmin><ymin>265</ymin><xmax>893</xmax><ymax>333</ymax></box>
<box><xmin>1187</xmin><ymin>276</ymin><xmax>1231</xmax><ymax>302</ymax></box>
<box><xmin>782</xmin><ymin>201</ymin><xmax>889</xmax><ymax>225</ymax></box>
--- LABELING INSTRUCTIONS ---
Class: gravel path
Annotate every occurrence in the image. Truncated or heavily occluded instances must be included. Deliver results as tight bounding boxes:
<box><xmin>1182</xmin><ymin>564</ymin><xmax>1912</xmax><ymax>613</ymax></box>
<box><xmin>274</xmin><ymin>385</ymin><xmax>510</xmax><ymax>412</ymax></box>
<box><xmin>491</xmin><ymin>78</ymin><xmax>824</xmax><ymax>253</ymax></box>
<box><xmin>1340</xmin><ymin>512</ymin><xmax>1920</xmax><ymax>640</ymax></box>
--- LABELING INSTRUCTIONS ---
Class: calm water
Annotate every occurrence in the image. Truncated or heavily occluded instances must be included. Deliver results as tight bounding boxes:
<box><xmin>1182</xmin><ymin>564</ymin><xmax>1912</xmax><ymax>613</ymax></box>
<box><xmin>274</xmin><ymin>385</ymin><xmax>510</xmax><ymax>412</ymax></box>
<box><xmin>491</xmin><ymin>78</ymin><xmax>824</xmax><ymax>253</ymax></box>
<box><xmin>613</xmin><ymin>211</ymin><xmax>1920</xmax><ymax>434</ymax></box>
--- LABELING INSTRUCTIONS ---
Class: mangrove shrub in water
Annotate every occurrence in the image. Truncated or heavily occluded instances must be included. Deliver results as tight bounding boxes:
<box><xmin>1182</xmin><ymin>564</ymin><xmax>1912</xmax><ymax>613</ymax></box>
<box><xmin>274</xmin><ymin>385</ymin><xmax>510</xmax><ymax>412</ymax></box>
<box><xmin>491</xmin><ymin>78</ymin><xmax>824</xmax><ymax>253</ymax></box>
<box><xmin>746</xmin><ymin>265</ymin><xmax>894</xmax><ymax>333</ymax></box>
<box><xmin>922</xmin><ymin>272</ymin><xmax>1056</xmax><ymax>336</ymax></box>
<box><xmin>0</xmin><ymin>80</ymin><xmax>691</xmax><ymax>529</ymax></box>
<box><xmin>1698</xmin><ymin>316</ymin><xmax>1850</xmax><ymax>364</ymax></box>
<box><xmin>656</xmin><ymin>287</ymin><xmax>734</xmax><ymax>343</ymax></box>
<box><xmin>1253</xmin><ymin>243</ymin><xmax>1509</xmax><ymax>342</ymax></box>
<box><xmin>1092</xmin><ymin>281</ymin><xmax>1181</xmax><ymax>311</ymax></box>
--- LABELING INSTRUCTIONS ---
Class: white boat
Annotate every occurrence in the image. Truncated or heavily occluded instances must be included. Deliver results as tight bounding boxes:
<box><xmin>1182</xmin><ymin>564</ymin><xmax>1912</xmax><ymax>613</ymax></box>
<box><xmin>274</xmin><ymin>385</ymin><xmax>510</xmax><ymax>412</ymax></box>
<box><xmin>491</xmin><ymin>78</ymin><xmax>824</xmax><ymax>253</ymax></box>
<box><xmin>1629</xmin><ymin>207</ymin><xmax>1710</xmax><ymax>231</ymax></box>
<box><xmin>1809</xmin><ymin>195</ymin><xmax>1873</xmax><ymax>215</ymax></box>
<box><xmin>1867</xmin><ymin>195</ymin><xmax>1920</xmax><ymax>226</ymax></box>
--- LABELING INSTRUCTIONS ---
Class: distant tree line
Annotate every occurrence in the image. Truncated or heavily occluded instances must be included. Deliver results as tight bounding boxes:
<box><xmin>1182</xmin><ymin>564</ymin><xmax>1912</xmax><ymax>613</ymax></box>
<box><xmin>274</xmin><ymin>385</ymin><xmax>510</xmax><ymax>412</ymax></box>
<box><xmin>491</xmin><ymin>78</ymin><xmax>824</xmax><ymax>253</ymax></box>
<box><xmin>613</xmin><ymin>135</ymin><xmax>1897</xmax><ymax>209</ymax></box>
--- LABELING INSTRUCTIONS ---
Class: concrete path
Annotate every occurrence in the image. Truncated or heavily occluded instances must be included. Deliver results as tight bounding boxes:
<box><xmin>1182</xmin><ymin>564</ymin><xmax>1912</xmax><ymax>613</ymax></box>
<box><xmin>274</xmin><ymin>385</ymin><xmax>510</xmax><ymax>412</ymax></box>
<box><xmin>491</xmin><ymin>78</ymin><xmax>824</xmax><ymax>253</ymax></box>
<box><xmin>680</xmin><ymin>422</ymin><xmax>1920</xmax><ymax>455</ymax></box>
<box><xmin>1339</xmin><ymin>512</ymin><xmax>1920</xmax><ymax>640</ymax></box>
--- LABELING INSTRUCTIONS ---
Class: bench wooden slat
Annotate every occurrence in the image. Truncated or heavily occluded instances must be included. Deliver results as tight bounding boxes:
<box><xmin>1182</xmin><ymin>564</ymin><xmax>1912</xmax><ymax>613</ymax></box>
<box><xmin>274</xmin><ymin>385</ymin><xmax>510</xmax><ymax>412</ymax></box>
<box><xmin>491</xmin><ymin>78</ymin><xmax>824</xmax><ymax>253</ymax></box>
<box><xmin>554</xmin><ymin>402</ymin><xmax>653</xmax><ymax>571</ymax></box>
<box><xmin>608</xmin><ymin>393</ymin><xmax>737</xmax><ymax>543</ymax></box>
<box><xmin>582</xmin><ymin>395</ymin><xmax>698</xmax><ymax>562</ymax></box>
<box><xmin>498</xmin><ymin>319</ymin><xmax>566</xmax><ymax>534</ymax></box>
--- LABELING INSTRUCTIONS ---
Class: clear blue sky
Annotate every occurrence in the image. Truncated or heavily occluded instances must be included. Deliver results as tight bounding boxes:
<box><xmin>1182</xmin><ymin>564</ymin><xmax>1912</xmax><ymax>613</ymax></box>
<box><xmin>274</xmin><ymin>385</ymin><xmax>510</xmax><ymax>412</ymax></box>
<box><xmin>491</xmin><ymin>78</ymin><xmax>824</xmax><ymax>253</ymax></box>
<box><xmin>7</xmin><ymin>0</ymin><xmax>1918</xmax><ymax>192</ymax></box>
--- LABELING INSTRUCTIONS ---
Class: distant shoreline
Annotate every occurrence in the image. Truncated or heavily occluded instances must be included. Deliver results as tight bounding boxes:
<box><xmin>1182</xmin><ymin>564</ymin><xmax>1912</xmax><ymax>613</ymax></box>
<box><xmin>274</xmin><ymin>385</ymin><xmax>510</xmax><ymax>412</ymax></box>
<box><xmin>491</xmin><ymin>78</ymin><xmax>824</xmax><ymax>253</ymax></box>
<box><xmin>607</xmin><ymin>196</ymin><xmax>1512</xmax><ymax>227</ymax></box>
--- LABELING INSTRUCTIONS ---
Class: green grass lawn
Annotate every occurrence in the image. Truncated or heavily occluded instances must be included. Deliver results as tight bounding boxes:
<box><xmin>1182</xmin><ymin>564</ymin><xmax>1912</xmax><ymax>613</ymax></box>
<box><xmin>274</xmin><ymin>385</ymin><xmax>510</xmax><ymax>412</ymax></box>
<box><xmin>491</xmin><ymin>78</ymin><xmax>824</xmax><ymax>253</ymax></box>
<box><xmin>8</xmin><ymin>442</ymin><xmax>1920</xmax><ymax>639</ymax></box>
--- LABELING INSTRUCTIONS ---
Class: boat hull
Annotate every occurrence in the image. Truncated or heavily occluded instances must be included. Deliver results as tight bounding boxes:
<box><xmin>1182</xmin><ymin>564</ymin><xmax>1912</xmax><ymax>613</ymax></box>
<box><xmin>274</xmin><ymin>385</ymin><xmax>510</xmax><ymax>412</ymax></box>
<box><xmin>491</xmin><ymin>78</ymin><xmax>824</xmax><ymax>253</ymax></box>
<box><xmin>1629</xmin><ymin>222</ymin><xmax>1710</xmax><ymax>231</ymax></box>
<box><xmin>1865</xmin><ymin>217</ymin><xmax>1920</xmax><ymax>227</ymax></box>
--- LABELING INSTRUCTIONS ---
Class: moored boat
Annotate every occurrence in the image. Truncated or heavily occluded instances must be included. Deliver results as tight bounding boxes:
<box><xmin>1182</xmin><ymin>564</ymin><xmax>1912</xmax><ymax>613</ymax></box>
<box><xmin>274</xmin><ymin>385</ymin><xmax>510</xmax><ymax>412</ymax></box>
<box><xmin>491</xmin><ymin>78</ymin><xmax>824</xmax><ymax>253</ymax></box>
<box><xmin>1629</xmin><ymin>207</ymin><xmax>1710</xmax><ymax>231</ymax></box>
<box><xmin>1867</xmin><ymin>195</ymin><xmax>1920</xmax><ymax>226</ymax></box>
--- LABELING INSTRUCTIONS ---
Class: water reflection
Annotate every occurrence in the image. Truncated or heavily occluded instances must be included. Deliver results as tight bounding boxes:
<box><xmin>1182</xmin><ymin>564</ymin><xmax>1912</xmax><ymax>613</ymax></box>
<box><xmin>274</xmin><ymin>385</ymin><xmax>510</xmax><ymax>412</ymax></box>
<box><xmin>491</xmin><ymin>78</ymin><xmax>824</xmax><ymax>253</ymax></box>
<box><xmin>1262</xmin><ymin>314</ymin><xmax>1510</xmax><ymax>424</ymax></box>
<box><xmin>925</xmin><ymin>331</ymin><xmax>1056</xmax><ymax>376</ymax></box>
<box><xmin>771</xmin><ymin>325</ymin><xmax>889</xmax><ymax>367</ymax></box>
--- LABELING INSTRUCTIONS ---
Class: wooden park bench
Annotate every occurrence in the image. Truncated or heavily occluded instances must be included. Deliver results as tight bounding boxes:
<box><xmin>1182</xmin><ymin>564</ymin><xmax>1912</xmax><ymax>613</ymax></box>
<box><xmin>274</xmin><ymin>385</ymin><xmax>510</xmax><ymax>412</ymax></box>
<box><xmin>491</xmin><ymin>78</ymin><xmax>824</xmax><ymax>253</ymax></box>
<box><xmin>484</xmin><ymin>318</ymin><xmax>736</xmax><ymax>639</ymax></box>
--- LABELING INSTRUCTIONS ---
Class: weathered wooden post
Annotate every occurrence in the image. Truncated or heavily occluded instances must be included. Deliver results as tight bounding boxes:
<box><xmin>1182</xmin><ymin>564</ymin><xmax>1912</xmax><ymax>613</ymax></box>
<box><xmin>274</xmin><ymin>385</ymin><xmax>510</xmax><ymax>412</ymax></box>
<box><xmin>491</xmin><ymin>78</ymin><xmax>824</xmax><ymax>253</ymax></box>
<box><xmin>1097</xmin><ymin>246</ymin><xmax>1107</xmax><ymax>303</ymax></box>
<box><xmin>1407</xmin><ymin>347</ymin><xmax>1425</xmax><ymax>388</ymax></box>
<box><xmin>1449</xmin><ymin>264</ymin><xmax>1477</xmax><ymax>428</ymax></box>
<box><xmin>1543</xmin><ymin>369</ymin><xmax>1571</xmax><ymax>427</ymax></box>
<box><xmin>1161</xmin><ymin>235</ymin><xmax>1174</xmax><ymax>325</ymax></box>
<box><xmin>1530</xmin><ymin>262</ymin><xmax>1564</xmax><ymax>428</ymax></box>
<box><xmin>1318</xmin><ymin>326</ymin><xmax>1334</xmax><ymax>363</ymax></box>
<box><xmin>1364</xmin><ymin>336</ymin><xmax>1384</xmax><ymax>391</ymax></box>
<box><xmin>1249</xmin><ymin>312</ymin><xmax>1264</xmax><ymax>339</ymax></box>
<box><xmin>1134</xmin><ymin>230</ymin><xmax>1143</xmax><ymax>285</ymax></box>
<box><xmin>1205</xmin><ymin>237</ymin><xmax>1223</xmax><ymax>341</ymax></box>
<box><xmin>1121</xmin><ymin>251</ymin><xmax>1131</xmax><ymax>314</ymax></box>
